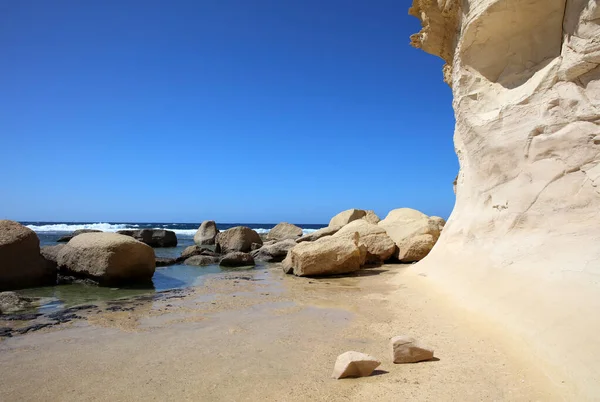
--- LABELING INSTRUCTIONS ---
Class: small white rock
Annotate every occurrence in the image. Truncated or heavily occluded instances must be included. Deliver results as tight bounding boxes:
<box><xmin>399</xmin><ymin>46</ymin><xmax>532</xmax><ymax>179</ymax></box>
<box><xmin>331</xmin><ymin>351</ymin><xmax>381</xmax><ymax>379</ymax></box>
<box><xmin>390</xmin><ymin>335</ymin><xmax>434</xmax><ymax>363</ymax></box>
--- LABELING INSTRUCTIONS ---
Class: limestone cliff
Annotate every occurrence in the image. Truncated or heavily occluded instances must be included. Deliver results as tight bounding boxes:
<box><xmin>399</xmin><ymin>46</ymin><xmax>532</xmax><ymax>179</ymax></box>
<box><xmin>410</xmin><ymin>0</ymin><xmax>600</xmax><ymax>397</ymax></box>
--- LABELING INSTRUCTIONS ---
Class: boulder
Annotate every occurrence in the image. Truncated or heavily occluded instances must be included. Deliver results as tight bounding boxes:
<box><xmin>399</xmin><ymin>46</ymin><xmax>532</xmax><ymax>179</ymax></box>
<box><xmin>266</xmin><ymin>222</ymin><xmax>303</xmax><ymax>241</ymax></box>
<box><xmin>334</xmin><ymin>220</ymin><xmax>396</xmax><ymax>264</ymax></box>
<box><xmin>251</xmin><ymin>239</ymin><xmax>297</xmax><ymax>262</ymax></box>
<box><xmin>283</xmin><ymin>233</ymin><xmax>363</xmax><ymax>276</ymax></box>
<box><xmin>328</xmin><ymin>209</ymin><xmax>367</xmax><ymax>227</ymax></box>
<box><xmin>250</xmin><ymin>242</ymin><xmax>263</xmax><ymax>251</ymax></box>
<box><xmin>57</xmin><ymin>229</ymin><xmax>102</xmax><ymax>243</ymax></box>
<box><xmin>363</xmin><ymin>210</ymin><xmax>381</xmax><ymax>225</ymax></box>
<box><xmin>0</xmin><ymin>220</ymin><xmax>54</xmax><ymax>291</ymax></box>
<box><xmin>296</xmin><ymin>226</ymin><xmax>341</xmax><ymax>243</ymax></box>
<box><xmin>219</xmin><ymin>252</ymin><xmax>255</xmax><ymax>267</ymax></box>
<box><xmin>178</xmin><ymin>245</ymin><xmax>217</xmax><ymax>262</ymax></box>
<box><xmin>194</xmin><ymin>220</ymin><xmax>219</xmax><ymax>245</ymax></box>
<box><xmin>184</xmin><ymin>255</ymin><xmax>220</xmax><ymax>266</ymax></box>
<box><xmin>156</xmin><ymin>257</ymin><xmax>178</xmax><ymax>267</ymax></box>
<box><xmin>331</xmin><ymin>351</ymin><xmax>381</xmax><ymax>379</ymax></box>
<box><xmin>0</xmin><ymin>291</ymin><xmax>36</xmax><ymax>314</ymax></box>
<box><xmin>117</xmin><ymin>229</ymin><xmax>177</xmax><ymax>248</ymax></box>
<box><xmin>215</xmin><ymin>226</ymin><xmax>262</xmax><ymax>254</ymax></box>
<box><xmin>390</xmin><ymin>335</ymin><xmax>434</xmax><ymax>364</ymax></box>
<box><xmin>57</xmin><ymin>233</ymin><xmax>155</xmax><ymax>285</ymax></box>
<box><xmin>378</xmin><ymin>208</ymin><xmax>442</xmax><ymax>262</ymax></box>
<box><xmin>429</xmin><ymin>216</ymin><xmax>446</xmax><ymax>232</ymax></box>
<box><xmin>41</xmin><ymin>244</ymin><xmax>64</xmax><ymax>279</ymax></box>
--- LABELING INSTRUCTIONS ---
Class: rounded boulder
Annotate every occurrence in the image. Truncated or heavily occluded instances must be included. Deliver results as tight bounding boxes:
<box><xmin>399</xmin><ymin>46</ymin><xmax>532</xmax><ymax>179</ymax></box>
<box><xmin>57</xmin><ymin>232</ymin><xmax>155</xmax><ymax>285</ymax></box>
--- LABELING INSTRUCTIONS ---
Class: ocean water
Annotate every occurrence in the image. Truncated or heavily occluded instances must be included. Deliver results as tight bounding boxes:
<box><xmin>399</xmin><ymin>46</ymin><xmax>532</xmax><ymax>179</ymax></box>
<box><xmin>15</xmin><ymin>222</ymin><xmax>325</xmax><ymax>312</ymax></box>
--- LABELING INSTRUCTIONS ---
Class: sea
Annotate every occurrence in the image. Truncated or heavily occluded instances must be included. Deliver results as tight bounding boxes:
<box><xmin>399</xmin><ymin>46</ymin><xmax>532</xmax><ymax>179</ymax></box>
<box><xmin>17</xmin><ymin>221</ymin><xmax>325</xmax><ymax>313</ymax></box>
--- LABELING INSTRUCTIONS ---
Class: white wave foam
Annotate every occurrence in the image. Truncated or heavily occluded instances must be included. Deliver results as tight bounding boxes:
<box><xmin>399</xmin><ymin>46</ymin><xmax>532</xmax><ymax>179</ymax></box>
<box><xmin>26</xmin><ymin>223</ymin><xmax>130</xmax><ymax>232</ymax></box>
<box><xmin>26</xmin><ymin>223</ymin><xmax>321</xmax><ymax>237</ymax></box>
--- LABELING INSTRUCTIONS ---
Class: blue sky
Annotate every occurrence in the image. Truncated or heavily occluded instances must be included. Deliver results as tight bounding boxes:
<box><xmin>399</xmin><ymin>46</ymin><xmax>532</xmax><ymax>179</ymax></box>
<box><xmin>0</xmin><ymin>0</ymin><xmax>456</xmax><ymax>224</ymax></box>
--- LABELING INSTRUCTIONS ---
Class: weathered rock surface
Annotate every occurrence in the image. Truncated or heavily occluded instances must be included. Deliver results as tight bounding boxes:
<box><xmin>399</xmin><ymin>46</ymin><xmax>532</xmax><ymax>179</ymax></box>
<box><xmin>331</xmin><ymin>351</ymin><xmax>381</xmax><ymax>379</ymax></box>
<box><xmin>194</xmin><ymin>220</ymin><xmax>219</xmax><ymax>246</ymax></box>
<box><xmin>0</xmin><ymin>292</ymin><xmax>36</xmax><ymax>314</ymax></box>
<box><xmin>378</xmin><ymin>208</ymin><xmax>442</xmax><ymax>262</ymax></box>
<box><xmin>410</xmin><ymin>1</ymin><xmax>600</xmax><ymax>397</ymax></box>
<box><xmin>390</xmin><ymin>335</ymin><xmax>434</xmax><ymax>364</ymax></box>
<box><xmin>251</xmin><ymin>239</ymin><xmax>296</xmax><ymax>262</ymax></box>
<box><xmin>219</xmin><ymin>252</ymin><xmax>255</xmax><ymax>267</ymax></box>
<box><xmin>156</xmin><ymin>257</ymin><xmax>178</xmax><ymax>267</ymax></box>
<box><xmin>283</xmin><ymin>233</ymin><xmax>363</xmax><ymax>276</ymax></box>
<box><xmin>184</xmin><ymin>255</ymin><xmax>220</xmax><ymax>266</ymax></box>
<box><xmin>328</xmin><ymin>209</ymin><xmax>367</xmax><ymax>227</ymax></box>
<box><xmin>215</xmin><ymin>227</ymin><xmax>262</xmax><ymax>254</ymax></box>
<box><xmin>57</xmin><ymin>229</ymin><xmax>102</xmax><ymax>243</ymax></box>
<box><xmin>57</xmin><ymin>233</ymin><xmax>155</xmax><ymax>284</ymax></box>
<box><xmin>41</xmin><ymin>244</ymin><xmax>65</xmax><ymax>274</ymax></box>
<box><xmin>296</xmin><ymin>226</ymin><xmax>341</xmax><ymax>243</ymax></box>
<box><xmin>0</xmin><ymin>220</ymin><xmax>54</xmax><ymax>291</ymax></box>
<box><xmin>117</xmin><ymin>229</ymin><xmax>177</xmax><ymax>248</ymax></box>
<box><xmin>178</xmin><ymin>245</ymin><xmax>217</xmax><ymax>262</ymax></box>
<box><xmin>334</xmin><ymin>220</ymin><xmax>396</xmax><ymax>264</ymax></box>
<box><xmin>266</xmin><ymin>222</ymin><xmax>303</xmax><ymax>241</ymax></box>
<box><xmin>363</xmin><ymin>210</ymin><xmax>381</xmax><ymax>225</ymax></box>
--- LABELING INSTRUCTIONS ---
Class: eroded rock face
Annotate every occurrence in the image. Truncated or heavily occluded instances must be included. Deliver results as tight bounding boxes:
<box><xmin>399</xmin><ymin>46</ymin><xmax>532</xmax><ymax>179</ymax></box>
<box><xmin>266</xmin><ymin>222</ymin><xmax>303</xmax><ymax>241</ymax></box>
<box><xmin>334</xmin><ymin>220</ymin><xmax>396</xmax><ymax>264</ymax></box>
<box><xmin>410</xmin><ymin>1</ymin><xmax>600</xmax><ymax>396</ymax></box>
<box><xmin>57</xmin><ymin>233</ymin><xmax>155</xmax><ymax>285</ymax></box>
<box><xmin>0</xmin><ymin>220</ymin><xmax>53</xmax><ymax>291</ymax></box>
<box><xmin>328</xmin><ymin>209</ymin><xmax>367</xmax><ymax>227</ymax></box>
<box><xmin>283</xmin><ymin>233</ymin><xmax>363</xmax><ymax>276</ymax></box>
<box><xmin>378</xmin><ymin>208</ymin><xmax>442</xmax><ymax>262</ymax></box>
<box><xmin>194</xmin><ymin>221</ymin><xmax>219</xmax><ymax>246</ymax></box>
<box><xmin>251</xmin><ymin>239</ymin><xmax>297</xmax><ymax>262</ymax></box>
<box><xmin>215</xmin><ymin>227</ymin><xmax>262</xmax><ymax>254</ymax></box>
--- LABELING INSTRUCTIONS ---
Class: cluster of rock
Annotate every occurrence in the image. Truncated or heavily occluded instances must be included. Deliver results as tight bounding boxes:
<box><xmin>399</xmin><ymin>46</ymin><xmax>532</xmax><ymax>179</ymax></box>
<box><xmin>180</xmin><ymin>208</ymin><xmax>445</xmax><ymax>278</ymax></box>
<box><xmin>281</xmin><ymin>208</ymin><xmax>445</xmax><ymax>277</ymax></box>
<box><xmin>0</xmin><ymin>207</ymin><xmax>444</xmax><ymax>291</ymax></box>
<box><xmin>332</xmin><ymin>335</ymin><xmax>434</xmax><ymax>379</ymax></box>
<box><xmin>0</xmin><ymin>220</ymin><xmax>157</xmax><ymax>290</ymax></box>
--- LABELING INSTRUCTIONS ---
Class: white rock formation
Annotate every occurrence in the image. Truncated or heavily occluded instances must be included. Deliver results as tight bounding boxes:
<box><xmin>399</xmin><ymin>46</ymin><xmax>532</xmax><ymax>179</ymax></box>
<box><xmin>410</xmin><ymin>0</ymin><xmax>600</xmax><ymax>397</ymax></box>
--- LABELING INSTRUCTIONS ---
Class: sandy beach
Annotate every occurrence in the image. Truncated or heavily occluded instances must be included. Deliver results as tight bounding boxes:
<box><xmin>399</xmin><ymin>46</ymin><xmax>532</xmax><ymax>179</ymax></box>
<box><xmin>0</xmin><ymin>264</ymin><xmax>565</xmax><ymax>401</ymax></box>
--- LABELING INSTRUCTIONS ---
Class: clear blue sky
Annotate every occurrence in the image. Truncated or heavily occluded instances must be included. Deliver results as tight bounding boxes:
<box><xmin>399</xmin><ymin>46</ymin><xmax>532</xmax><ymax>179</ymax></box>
<box><xmin>0</xmin><ymin>0</ymin><xmax>456</xmax><ymax>224</ymax></box>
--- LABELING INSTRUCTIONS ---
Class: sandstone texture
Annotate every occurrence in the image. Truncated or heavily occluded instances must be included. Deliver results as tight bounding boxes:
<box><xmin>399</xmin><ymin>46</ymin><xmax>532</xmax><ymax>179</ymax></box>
<box><xmin>390</xmin><ymin>335</ymin><xmax>434</xmax><ymax>364</ymax></box>
<box><xmin>117</xmin><ymin>229</ymin><xmax>177</xmax><ymax>248</ymax></box>
<box><xmin>334</xmin><ymin>220</ymin><xmax>396</xmax><ymax>264</ymax></box>
<box><xmin>251</xmin><ymin>239</ymin><xmax>297</xmax><ymax>262</ymax></box>
<box><xmin>296</xmin><ymin>226</ymin><xmax>341</xmax><ymax>243</ymax></box>
<box><xmin>194</xmin><ymin>221</ymin><xmax>219</xmax><ymax>246</ymax></box>
<box><xmin>328</xmin><ymin>209</ymin><xmax>367</xmax><ymax>227</ymax></box>
<box><xmin>266</xmin><ymin>222</ymin><xmax>303</xmax><ymax>241</ymax></box>
<box><xmin>57</xmin><ymin>233</ymin><xmax>155</xmax><ymax>284</ymax></box>
<box><xmin>215</xmin><ymin>227</ymin><xmax>262</xmax><ymax>254</ymax></box>
<box><xmin>331</xmin><ymin>351</ymin><xmax>381</xmax><ymax>379</ymax></box>
<box><xmin>363</xmin><ymin>210</ymin><xmax>381</xmax><ymax>225</ymax></box>
<box><xmin>184</xmin><ymin>255</ymin><xmax>220</xmax><ymax>266</ymax></box>
<box><xmin>378</xmin><ymin>208</ymin><xmax>442</xmax><ymax>262</ymax></box>
<box><xmin>219</xmin><ymin>252</ymin><xmax>255</xmax><ymax>267</ymax></box>
<box><xmin>283</xmin><ymin>233</ymin><xmax>363</xmax><ymax>276</ymax></box>
<box><xmin>410</xmin><ymin>0</ymin><xmax>600</xmax><ymax>397</ymax></box>
<box><xmin>0</xmin><ymin>220</ymin><xmax>53</xmax><ymax>291</ymax></box>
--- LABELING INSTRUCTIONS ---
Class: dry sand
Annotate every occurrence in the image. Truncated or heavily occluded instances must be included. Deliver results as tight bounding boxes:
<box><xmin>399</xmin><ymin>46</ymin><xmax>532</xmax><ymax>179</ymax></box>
<box><xmin>0</xmin><ymin>265</ymin><xmax>566</xmax><ymax>401</ymax></box>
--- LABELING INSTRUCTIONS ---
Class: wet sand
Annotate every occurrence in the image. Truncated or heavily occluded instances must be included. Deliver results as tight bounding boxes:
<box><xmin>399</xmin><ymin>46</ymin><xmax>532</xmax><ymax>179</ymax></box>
<box><xmin>0</xmin><ymin>265</ymin><xmax>564</xmax><ymax>401</ymax></box>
